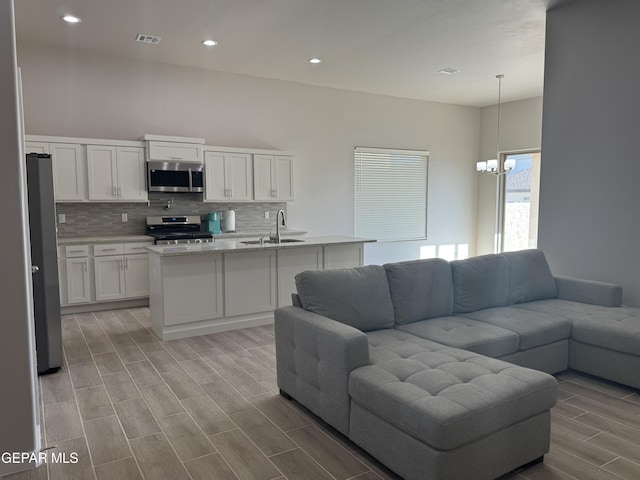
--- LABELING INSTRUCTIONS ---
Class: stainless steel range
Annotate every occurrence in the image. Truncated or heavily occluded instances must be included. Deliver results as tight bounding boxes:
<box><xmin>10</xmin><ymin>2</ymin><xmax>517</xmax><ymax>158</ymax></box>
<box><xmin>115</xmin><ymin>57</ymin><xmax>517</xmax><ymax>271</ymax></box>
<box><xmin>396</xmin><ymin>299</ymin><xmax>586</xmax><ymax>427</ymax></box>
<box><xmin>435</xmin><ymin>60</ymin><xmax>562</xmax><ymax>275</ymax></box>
<box><xmin>146</xmin><ymin>215</ymin><xmax>214</xmax><ymax>245</ymax></box>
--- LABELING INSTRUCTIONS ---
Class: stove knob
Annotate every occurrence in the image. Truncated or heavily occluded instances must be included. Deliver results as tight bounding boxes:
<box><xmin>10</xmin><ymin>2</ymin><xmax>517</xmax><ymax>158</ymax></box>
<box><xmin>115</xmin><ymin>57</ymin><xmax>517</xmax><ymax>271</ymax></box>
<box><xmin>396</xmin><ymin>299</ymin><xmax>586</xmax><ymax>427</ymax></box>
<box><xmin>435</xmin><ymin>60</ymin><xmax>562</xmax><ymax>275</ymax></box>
<box><xmin>186</xmin><ymin>239</ymin><xmax>191</xmax><ymax>244</ymax></box>
<box><xmin>195</xmin><ymin>239</ymin><xmax>202</xmax><ymax>243</ymax></box>
<box><xmin>173</xmin><ymin>240</ymin><xmax>179</xmax><ymax>245</ymax></box>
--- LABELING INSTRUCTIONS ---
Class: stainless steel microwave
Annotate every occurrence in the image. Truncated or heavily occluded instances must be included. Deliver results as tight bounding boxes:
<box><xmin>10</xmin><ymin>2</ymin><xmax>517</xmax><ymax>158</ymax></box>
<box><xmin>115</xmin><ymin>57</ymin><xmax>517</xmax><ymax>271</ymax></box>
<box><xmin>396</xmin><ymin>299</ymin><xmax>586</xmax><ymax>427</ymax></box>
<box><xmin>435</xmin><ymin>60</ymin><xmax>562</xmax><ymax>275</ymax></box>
<box><xmin>147</xmin><ymin>161</ymin><xmax>204</xmax><ymax>193</ymax></box>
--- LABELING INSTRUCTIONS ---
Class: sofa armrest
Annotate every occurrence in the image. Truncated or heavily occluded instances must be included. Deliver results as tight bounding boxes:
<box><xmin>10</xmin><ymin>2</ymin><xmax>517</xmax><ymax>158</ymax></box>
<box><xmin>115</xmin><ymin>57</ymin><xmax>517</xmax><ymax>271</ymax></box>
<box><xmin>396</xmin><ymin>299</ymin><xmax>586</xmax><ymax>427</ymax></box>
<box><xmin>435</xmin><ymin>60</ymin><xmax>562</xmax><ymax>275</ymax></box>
<box><xmin>274</xmin><ymin>305</ymin><xmax>370</xmax><ymax>435</ymax></box>
<box><xmin>555</xmin><ymin>276</ymin><xmax>622</xmax><ymax>307</ymax></box>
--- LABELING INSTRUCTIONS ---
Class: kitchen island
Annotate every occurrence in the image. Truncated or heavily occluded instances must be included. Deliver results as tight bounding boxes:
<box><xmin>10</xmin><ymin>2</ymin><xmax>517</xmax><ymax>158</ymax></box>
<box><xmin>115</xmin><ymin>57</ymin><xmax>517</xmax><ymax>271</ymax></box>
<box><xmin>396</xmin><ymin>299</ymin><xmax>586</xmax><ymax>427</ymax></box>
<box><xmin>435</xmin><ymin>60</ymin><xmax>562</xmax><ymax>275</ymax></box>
<box><xmin>146</xmin><ymin>236</ymin><xmax>374</xmax><ymax>340</ymax></box>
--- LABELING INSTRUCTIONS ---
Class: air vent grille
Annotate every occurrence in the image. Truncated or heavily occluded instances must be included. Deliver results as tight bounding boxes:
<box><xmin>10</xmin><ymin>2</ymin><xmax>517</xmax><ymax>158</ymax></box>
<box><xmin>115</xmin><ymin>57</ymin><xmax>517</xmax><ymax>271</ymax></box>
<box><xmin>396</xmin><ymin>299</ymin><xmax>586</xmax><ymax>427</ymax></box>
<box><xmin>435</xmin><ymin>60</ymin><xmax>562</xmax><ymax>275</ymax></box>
<box><xmin>136</xmin><ymin>34</ymin><xmax>162</xmax><ymax>44</ymax></box>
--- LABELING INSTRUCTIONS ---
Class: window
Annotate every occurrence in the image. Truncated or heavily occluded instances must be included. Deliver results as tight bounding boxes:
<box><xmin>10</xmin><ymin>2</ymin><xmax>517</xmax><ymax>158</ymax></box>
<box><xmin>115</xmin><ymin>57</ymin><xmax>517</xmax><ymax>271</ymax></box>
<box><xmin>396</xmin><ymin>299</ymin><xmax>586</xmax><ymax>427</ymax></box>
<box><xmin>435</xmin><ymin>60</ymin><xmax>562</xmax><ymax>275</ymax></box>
<box><xmin>354</xmin><ymin>147</ymin><xmax>428</xmax><ymax>242</ymax></box>
<box><xmin>500</xmin><ymin>151</ymin><xmax>541</xmax><ymax>252</ymax></box>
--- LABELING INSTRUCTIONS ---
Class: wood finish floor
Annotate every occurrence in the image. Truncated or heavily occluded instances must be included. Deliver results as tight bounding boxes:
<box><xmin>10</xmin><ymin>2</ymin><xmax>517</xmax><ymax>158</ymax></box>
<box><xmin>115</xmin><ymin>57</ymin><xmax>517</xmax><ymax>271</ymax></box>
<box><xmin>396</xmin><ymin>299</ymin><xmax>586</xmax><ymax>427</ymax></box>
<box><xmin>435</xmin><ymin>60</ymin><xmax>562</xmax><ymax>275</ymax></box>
<box><xmin>3</xmin><ymin>307</ymin><xmax>640</xmax><ymax>480</ymax></box>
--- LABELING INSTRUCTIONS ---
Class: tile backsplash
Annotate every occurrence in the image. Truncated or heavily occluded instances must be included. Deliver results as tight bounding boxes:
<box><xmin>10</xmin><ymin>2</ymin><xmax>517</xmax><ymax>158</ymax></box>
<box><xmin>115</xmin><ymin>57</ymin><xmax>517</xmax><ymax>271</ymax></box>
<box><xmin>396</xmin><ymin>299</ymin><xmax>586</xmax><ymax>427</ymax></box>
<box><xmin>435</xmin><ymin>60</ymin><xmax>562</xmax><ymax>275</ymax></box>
<box><xmin>56</xmin><ymin>193</ymin><xmax>287</xmax><ymax>237</ymax></box>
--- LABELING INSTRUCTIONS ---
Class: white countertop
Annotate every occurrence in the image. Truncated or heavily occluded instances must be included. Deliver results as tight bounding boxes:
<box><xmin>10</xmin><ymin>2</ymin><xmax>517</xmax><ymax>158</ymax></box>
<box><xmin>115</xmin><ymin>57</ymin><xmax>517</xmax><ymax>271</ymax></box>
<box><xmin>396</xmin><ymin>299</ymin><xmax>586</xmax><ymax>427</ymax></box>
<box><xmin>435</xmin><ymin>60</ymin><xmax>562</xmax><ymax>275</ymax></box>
<box><xmin>146</xmin><ymin>236</ymin><xmax>375</xmax><ymax>256</ymax></box>
<box><xmin>56</xmin><ymin>229</ymin><xmax>307</xmax><ymax>246</ymax></box>
<box><xmin>57</xmin><ymin>235</ymin><xmax>154</xmax><ymax>245</ymax></box>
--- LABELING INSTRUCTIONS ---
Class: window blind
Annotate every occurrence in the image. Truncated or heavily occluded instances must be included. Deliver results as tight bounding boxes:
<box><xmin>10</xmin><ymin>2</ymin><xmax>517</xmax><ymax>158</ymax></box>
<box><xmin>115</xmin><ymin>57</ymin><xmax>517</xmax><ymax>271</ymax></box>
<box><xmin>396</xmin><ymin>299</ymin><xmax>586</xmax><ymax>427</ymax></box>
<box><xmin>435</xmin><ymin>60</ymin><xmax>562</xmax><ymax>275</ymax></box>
<box><xmin>354</xmin><ymin>147</ymin><xmax>428</xmax><ymax>242</ymax></box>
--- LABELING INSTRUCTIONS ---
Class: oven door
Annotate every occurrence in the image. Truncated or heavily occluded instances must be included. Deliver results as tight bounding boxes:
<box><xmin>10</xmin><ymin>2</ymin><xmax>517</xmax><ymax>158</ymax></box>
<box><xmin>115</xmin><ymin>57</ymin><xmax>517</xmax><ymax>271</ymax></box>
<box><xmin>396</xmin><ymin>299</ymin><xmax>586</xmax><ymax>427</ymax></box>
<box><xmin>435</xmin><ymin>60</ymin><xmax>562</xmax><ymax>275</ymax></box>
<box><xmin>147</xmin><ymin>161</ymin><xmax>204</xmax><ymax>193</ymax></box>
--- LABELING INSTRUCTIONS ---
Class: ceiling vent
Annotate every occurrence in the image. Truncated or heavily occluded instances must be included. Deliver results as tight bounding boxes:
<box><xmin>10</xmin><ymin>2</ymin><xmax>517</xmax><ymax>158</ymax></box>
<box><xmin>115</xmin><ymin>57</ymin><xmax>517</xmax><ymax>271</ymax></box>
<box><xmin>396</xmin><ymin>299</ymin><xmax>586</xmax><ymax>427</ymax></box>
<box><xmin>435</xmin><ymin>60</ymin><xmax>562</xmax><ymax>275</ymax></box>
<box><xmin>437</xmin><ymin>67</ymin><xmax>460</xmax><ymax>75</ymax></box>
<box><xmin>135</xmin><ymin>34</ymin><xmax>162</xmax><ymax>45</ymax></box>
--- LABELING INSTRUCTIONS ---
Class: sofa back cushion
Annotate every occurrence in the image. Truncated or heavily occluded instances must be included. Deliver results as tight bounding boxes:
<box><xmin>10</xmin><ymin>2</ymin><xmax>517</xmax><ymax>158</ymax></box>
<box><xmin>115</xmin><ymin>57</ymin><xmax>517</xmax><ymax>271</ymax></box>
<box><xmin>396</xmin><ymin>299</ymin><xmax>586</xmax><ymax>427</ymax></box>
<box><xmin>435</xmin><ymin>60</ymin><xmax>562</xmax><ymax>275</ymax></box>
<box><xmin>383</xmin><ymin>258</ymin><xmax>454</xmax><ymax>325</ymax></box>
<box><xmin>502</xmin><ymin>249</ymin><xmax>557</xmax><ymax>304</ymax></box>
<box><xmin>451</xmin><ymin>254</ymin><xmax>508</xmax><ymax>314</ymax></box>
<box><xmin>295</xmin><ymin>265</ymin><xmax>394</xmax><ymax>331</ymax></box>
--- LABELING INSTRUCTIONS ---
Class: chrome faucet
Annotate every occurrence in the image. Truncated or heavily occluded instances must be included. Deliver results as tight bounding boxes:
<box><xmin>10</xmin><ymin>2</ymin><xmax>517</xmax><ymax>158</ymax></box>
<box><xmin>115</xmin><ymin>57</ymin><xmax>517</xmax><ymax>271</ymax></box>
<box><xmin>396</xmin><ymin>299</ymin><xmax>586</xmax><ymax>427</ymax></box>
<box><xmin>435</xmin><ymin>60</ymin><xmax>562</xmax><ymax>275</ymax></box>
<box><xmin>271</xmin><ymin>210</ymin><xmax>286</xmax><ymax>243</ymax></box>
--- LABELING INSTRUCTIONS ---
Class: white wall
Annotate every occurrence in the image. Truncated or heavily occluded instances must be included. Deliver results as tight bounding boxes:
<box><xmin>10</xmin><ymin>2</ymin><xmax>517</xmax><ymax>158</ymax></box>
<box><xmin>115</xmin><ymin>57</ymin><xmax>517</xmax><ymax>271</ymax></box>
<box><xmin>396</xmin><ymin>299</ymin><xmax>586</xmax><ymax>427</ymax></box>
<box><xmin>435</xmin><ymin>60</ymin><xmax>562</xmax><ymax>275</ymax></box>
<box><xmin>17</xmin><ymin>41</ymin><xmax>481</xmax><ymax>264</ymax></box>
<box><xmin>539</xmin><ymin>0</ymin><xmax>640</xmax><ymax>305</ymax></box>
<box><xmin>476</xmin><ymin>96</ymin><xmax>543</xmax><ymax>254</ymax></box>
<box><xmin>0</xmin><ymin>0</ymin><xmax>40</xmax><ymax>475</ymax></box>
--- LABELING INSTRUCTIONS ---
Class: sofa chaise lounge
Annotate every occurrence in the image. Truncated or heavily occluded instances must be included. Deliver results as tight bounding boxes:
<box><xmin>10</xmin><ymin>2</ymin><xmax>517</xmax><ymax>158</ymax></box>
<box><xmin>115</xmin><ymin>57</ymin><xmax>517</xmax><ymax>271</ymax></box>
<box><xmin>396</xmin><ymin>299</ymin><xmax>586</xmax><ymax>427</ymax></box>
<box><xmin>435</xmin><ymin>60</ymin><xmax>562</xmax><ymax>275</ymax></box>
<box><xmin>275</xmin><ymin>249</ymin><xmax>640</xmax><ymax>480</ymax></box>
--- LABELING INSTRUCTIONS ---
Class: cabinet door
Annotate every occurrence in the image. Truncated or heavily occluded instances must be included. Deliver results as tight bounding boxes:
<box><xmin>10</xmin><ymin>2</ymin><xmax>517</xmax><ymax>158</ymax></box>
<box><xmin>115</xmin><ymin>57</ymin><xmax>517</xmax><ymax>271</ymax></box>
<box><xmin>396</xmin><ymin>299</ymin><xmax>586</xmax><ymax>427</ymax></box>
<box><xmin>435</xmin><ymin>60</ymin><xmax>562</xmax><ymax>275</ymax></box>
<box><xmin>253</xmin><ymin>154</ymin><xmax>274</xmax><ymax>201</ymax></box>
<box><xmin>66</xmin><ymin>257</ymin><xmax>91</xmax><ymax>304</ymax></box>
<box><xmin>224</xmin><ymin>250</ymin><xmax>277</xmax><ymax>316</ymax></box>
<box><xmin>277</xmin><ymin>246</ymin><xmax>322</xmax><ymax>307</ymax></box>
<box><xmin>25</xmin><ymin>142</ymin><xmax>50</xmax><ymax>154</ymax></box>
<box><xmin>94</xmin><ymin>256</ymin><xmax>125</xmax><ymax>301</ymax></box>
<box><xmin>274</xmin><ymin>156</ymin><xmax>294</xmax><ymax>201</ymax></box>
<box><xmin>50</xmin><ymin>143</ymin><xmax>87</xmax><ymax>202</ymax></box>
<box><xmin>117</xmin><ymin>147</ymin><xmax>147</xmax><ymax>201</ymax></box>
<box><xmin>227</xmin><ymin>153</ymin><xmax>253</xmax><ymax>201</ymax></box>
<box><xmin>147</xmin><ymin>141</ymin><xmax>202</xmax><ymax>163</ymax></box>
<box><xmin>124</xmin><ymin>253</ymin><xmax>149</xmax><ymax>298</ymax></box>
<box><xmin>204</xmin><ymin>152</ymin><xmax>227</xmax><ymax>201</ymax></box>
<box><xmin>323</xmin><ymin>244</ymin><xmax>364</xmax><ymax>269</ymax></box>
<box><xmin>87</xmin><ymin>145</ymin><xmax>118</xmax><ymax>201</ymax></box>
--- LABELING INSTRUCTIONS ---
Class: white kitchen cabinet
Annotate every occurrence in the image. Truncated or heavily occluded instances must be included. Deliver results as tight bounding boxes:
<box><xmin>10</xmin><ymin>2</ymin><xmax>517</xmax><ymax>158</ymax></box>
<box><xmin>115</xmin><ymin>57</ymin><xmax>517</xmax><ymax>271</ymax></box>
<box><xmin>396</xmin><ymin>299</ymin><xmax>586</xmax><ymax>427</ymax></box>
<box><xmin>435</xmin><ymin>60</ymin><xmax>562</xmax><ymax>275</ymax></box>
<box><xmin>50</xmin><ymin>143</ymin><xmax>87</xmax><ymax>202</ymax></box>
<box><xmin>204</xmin><ymin>151</ymin><xmax>253</xmax><ymax>201</ymax></box>
<box><xmin>87</xmin><ymin>145</ymin><xmax>146</xmax><ymax>201</ymax></box>
<box><xmin>93</xmin><ymin>242</ymin><xmax>151</xmax><ymax>301</ymax></box>
<box><xmin>323</xmin><ymin>244</ymin><xmax>364</xmax><ymax>269</ymax></box>
<box><xmin>124</xmin><ymin>253</ymin><xmax>149</xmax><ymax>298</ymax></box>
<box><xmin>224</xmin><ymin>250</ymin><xmax>277</xmax><ymax>316</ymax></box>
<box><xmin>65</xmin><ymin>257</ymin><xmax>92</xmax><ymax>304</ymax></box>
<box><xmin>94</xmin><ymin>255</ymin><xmax>126</xmax><ymax>301</ymax></box>
<box><xmin>147</xmin><ymin>141</ymin><xmax>202</xmax><ymax>163</ymax></box>
<box><xmin>25</xmin><ymin>142</ymin><xmax>50</xmax><ymax>154</ymax></box>
<box><xmin>253</xmin><ymin>154</ymin><xmax>294</xmax><ymax>201</ymax></box>
<box><xmin>277</xmin><ymin>246</ymin><xmax>323</xmax><ymax>307</ymax></box>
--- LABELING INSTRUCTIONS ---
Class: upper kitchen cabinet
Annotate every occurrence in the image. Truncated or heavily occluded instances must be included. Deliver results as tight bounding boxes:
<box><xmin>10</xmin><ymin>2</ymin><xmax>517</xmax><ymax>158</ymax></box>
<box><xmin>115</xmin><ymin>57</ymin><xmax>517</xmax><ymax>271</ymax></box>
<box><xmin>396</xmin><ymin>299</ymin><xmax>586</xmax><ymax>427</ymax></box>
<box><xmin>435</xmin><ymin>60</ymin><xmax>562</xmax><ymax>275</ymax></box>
<box><xmin>49</xmin><ymin>143</ymin><xmax>87</xmax><ymax>202</ymax></box>
<box><xmin>87</xmin><ymin>145</ymin><xmax>146</xmax><ymax>202</ymax></box>
<box><xmin>253</xmin><ymin>154</ymin><xmax>294</xmax><ymax>201</ymax></box>
<box><xmin>204</xmin><ymin>151</ymin><xmax>253</xmax><ymax>202</ymax></box>
<box><xmin>143</xmin><ymin>135</ymin><xmax>206</xmax><ymax>163</ymax></box>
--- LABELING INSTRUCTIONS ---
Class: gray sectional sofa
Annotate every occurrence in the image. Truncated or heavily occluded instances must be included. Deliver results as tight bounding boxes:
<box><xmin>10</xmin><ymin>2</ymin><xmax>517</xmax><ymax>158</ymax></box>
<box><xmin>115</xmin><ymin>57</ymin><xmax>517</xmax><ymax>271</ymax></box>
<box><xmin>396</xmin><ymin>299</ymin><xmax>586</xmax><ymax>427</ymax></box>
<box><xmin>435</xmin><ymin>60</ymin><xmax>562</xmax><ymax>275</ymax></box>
<box><xmin>275</xmin><ymin>249</ymin><xmax>640</xmax><ymax>480</ymax></box>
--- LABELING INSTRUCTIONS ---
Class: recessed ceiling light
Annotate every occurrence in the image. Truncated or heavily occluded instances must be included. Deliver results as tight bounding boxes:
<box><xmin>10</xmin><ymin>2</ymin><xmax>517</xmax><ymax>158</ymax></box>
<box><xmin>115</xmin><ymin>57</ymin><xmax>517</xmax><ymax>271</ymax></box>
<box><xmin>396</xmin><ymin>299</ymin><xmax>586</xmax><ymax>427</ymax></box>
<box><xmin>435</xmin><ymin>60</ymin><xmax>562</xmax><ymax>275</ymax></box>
<box><xmin>202</xmin><ymin>40</ymin><xmax>218</xmax><ymax>47</ymax></box>
<box><xmin>308</xmin><ymin>58</ymin><xmax>322</xmax><ymax>64</ymax></box>
<box><xmin>61</xmin><ymin>15</ymin><xmax>81</xmax><ymax>23</ymax></box>
<box><xmin>438</xmin><ymin>67</ymin><xmax>460</xmax><ymax>75</ymax></box>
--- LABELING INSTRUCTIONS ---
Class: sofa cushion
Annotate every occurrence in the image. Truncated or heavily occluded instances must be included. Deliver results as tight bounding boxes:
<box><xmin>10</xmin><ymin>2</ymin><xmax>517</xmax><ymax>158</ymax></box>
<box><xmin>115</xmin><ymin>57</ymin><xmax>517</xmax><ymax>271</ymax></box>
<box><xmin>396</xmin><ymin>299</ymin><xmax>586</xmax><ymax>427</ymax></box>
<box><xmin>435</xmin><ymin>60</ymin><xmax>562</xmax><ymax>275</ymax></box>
<box><xmin>384</xmin><ymin>258</ymin><xmax>454</xmax><ymax>325</ymax></box>
<box><xmin>366</xmin><ymin>329</ymin><xmax>451</xmax><ymax>365</ymax></box>
<box><xmin>349</xmin><ymin>348</ymin><xmax>558</xmax><ymax>450</ymax></box>
<box><xmin>463</xmin><ymin>306</ymin><xmax>572</xmax><ymax>351</ymax></box>
<box><xmin>396</xmin><ymin>317</ymin><xmax>519</xmax><ymax>357</ymax></box>
<box><xmin>513</xmin><ymin>298</ymin><xmax>611</xmax><ymax>321</ymax></box>
<box><xmin>571</xmin><ymin>306</ymin><xmax>640</xmax><ymax>356</ymax></box>
<box><xmin>451</xmin><ymin>254</ymin><xmax>508</xmax><ymax>314</ymax></box>
<box><xmin>295</xmin><ymin>265</ymin><xmax>394</xmax><ymax>332</ymax></box>
<box><xmin>502</xmin><ymin>250</ymin><xmax>557</xmax><ymax>305</ymax></box>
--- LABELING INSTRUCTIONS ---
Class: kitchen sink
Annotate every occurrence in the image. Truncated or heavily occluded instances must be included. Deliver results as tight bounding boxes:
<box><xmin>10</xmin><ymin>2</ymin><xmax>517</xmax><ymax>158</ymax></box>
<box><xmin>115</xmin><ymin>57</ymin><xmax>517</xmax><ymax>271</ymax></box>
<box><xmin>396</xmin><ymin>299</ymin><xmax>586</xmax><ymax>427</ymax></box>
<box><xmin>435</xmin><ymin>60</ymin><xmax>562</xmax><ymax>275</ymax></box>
<box><xmin>241</xmin><ymin>238</ymin><xmax>305</xmax><ymax>245</ymax></box>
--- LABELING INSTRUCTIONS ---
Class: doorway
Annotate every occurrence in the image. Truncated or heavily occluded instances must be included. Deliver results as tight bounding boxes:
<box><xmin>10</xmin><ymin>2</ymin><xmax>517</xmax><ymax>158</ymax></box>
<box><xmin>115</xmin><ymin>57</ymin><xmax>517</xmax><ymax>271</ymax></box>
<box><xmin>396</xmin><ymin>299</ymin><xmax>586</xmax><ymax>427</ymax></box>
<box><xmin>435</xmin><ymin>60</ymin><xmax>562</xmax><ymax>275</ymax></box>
<box><xmin>500</xmin><ymin>151</ymin><xmax>541</xmax><ymax>252</ymax></box>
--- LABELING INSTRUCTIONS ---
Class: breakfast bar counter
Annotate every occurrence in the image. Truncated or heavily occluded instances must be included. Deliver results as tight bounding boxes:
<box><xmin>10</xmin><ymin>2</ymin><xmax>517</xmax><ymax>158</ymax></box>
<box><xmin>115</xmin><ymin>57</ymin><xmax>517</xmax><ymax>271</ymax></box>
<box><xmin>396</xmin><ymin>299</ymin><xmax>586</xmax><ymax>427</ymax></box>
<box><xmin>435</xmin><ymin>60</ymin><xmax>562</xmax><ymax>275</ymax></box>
<box><xmin>147</xmin><ymin>236</ymin><xmax>374</xmax><ymax>340</ymax></box>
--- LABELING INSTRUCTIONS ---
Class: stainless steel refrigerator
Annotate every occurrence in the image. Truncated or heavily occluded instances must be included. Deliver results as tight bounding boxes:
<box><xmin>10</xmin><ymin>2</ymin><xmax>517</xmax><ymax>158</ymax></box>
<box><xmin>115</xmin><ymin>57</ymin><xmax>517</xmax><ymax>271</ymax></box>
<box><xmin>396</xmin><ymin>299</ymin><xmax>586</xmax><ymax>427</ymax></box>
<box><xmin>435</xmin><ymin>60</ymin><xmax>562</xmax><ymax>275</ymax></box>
<box><xmin>26</xmin><ymin>153</ymin><xmax>62</xmax><ymax>374</ymax></box>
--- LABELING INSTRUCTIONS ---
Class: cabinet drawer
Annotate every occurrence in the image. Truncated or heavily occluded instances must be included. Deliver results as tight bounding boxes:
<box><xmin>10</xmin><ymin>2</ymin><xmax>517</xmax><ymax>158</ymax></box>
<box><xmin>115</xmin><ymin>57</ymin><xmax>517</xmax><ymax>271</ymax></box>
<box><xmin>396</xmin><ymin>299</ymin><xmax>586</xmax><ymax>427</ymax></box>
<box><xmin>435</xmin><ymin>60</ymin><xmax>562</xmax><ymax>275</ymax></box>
<box><xmin>147</xmin><ymin>142</ymin><xmax>202</xmax><ymax>163</ymax></box>
<box><xmin>124</xmin><ymin>242</ymin><xmax>153</xmax><ymax>254</ymax></box>
<box><xmin>65</xmin><ymin>245</ymin><xmax>90</xmax><ymax>257</ymax></box>
<box><xmin>94</xmin><ymin>243</ymin><xmax>125</xmax><ymax>256</ymax></box>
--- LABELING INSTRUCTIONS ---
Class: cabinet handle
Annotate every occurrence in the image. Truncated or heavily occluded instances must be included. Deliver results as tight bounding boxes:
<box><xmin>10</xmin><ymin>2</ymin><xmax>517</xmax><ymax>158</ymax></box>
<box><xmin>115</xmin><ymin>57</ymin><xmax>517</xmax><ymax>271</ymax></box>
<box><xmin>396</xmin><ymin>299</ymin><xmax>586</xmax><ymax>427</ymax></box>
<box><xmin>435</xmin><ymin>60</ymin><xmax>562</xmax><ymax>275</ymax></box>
<box><xmin>68</xmin><ymin>249</ymin><xmax>85</xmax><ymax>253</ymax></box>
<box><xmin>112</xmin><ymin>186</ymin><xmax>117</xmax><ymax>197</ymax></box>
<box><xmin>118</xmin><ymin>186</ymin><xmax>122</xmax><ymax>198</ymax></box>
<box><xmin>101</xmin><ymin>248</ymin><xmax>118</xmax><ymax>251</ymax></box>
<box><xmin>125</xmin><ymin>257</ymin><xmax>128</xmax><ymax>269</ymax></box>
<box><xmin>83</xmin><ymin>262</ymin><xmax>87</xmax><ymax>272</ymax></box>
<box><xmin>170</xmin><ymin>157</ymin><xmax>183</xmax><ymax>160</ymax></box>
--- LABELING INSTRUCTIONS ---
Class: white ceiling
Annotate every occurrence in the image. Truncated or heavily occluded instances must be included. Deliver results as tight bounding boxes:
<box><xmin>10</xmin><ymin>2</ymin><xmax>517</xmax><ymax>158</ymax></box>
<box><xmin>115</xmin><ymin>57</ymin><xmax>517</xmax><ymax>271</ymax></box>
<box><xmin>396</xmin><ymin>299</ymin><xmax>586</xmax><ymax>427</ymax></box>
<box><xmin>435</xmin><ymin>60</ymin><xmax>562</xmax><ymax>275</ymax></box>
<box><xmin>14</xmin><ymin>0</ymin><xmax>557</xmax><ymax>107</ymax></box>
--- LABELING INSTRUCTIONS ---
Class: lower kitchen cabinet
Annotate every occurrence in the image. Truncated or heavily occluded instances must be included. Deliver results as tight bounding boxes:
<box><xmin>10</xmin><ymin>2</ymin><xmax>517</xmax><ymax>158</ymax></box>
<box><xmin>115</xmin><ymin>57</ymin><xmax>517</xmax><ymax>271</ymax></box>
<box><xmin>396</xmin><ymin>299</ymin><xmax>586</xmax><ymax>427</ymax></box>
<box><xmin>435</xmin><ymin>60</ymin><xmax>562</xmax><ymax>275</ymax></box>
<box><xmin>277</xmin><ymin>246</ymin><xmax>322</xmax><ymax>307</ymax></box>
<box><xmin>94</xmin><ymin>255</ymin><xmax>126</xmax><ymax>301</ymax></box>
<box><xmin>224</xmin><ymin>250</ymin><xmax>277</xmax><ymax>316</ymax></box>
<box><xmin>124</xmin><ymin>254</ymin><xmax>149</xmax><ymax>298</ymax></box>
<box><xmin>66</xmin><ymin>257</ymin><xmax>92</xmax><ymax>304</ymax></box>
